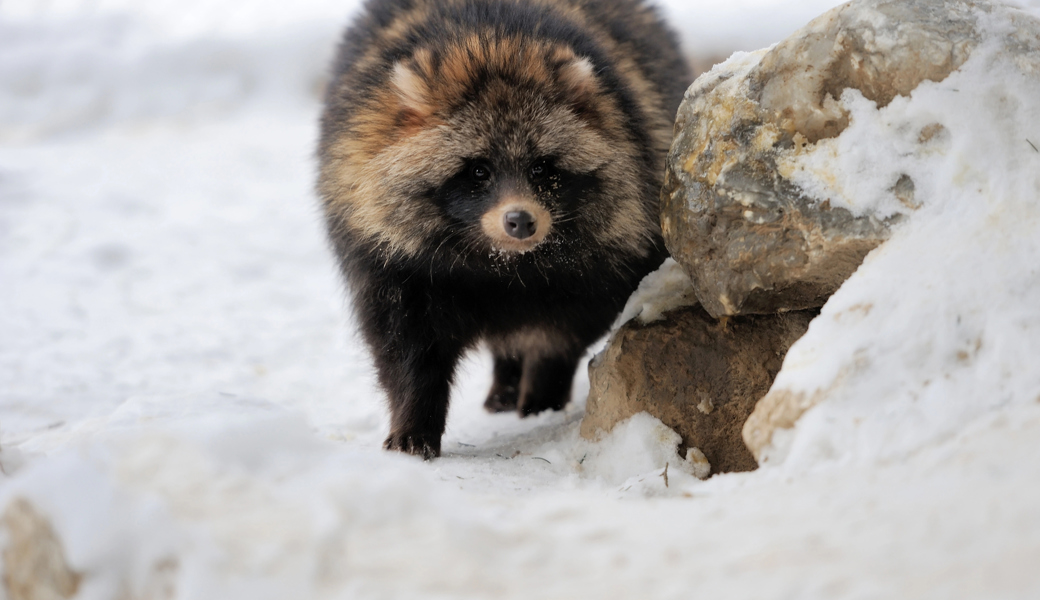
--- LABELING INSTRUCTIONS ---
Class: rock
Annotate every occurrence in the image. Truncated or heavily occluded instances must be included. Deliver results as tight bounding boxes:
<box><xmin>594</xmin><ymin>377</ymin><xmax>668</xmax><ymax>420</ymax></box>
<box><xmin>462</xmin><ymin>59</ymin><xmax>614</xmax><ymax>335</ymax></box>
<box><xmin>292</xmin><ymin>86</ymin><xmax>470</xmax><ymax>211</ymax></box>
<box><xmin>660</xmin><ymin>0</ymin><xmax>981</xmax><ymax>318</ymax></box>
<box><xmin>2</xmin><ymin>497</ymin><xmax>81</xmax><ymax>600</ymax></box>
<box><xmin>581</xmin><ymin>304</ymin><xmax>815</xmax><ymax>475</ymax></box>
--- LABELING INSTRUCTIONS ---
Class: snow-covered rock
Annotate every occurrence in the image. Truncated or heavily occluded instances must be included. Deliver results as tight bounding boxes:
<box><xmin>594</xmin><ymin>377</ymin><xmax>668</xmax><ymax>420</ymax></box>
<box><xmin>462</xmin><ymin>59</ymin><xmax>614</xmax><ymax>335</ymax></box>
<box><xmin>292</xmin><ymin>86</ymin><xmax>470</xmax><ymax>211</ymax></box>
<box><xmin>736</xmin><ymin>0</ymin><xmax>1040</xmax><ymax>465</ymax></box>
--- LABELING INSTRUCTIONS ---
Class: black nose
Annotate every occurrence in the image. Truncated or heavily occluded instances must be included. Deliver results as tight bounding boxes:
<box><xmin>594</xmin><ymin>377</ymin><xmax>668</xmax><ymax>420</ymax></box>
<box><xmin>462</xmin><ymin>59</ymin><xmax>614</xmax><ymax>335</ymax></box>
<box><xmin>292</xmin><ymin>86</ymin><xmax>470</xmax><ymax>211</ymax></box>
<box><xmin>503</xmin><ymin>211</ymin><xmax>536</xmax><ymax>239</ymax></box>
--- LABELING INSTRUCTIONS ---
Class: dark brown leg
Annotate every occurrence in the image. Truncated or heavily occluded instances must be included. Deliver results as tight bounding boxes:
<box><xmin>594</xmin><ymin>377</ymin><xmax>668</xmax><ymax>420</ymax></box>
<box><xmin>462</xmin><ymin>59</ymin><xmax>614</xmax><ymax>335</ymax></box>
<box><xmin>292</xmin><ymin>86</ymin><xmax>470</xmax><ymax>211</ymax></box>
<box><xmin>484</xmin><ymin>353</ymin><xmax>523</xmax><ymax>413</ymax></box>
<box><xmin>517</xmin><ymin>352</ymin><xmax>582</xmax><ymax>416</ymax></box>
<box><xmin>353</xmin><ymin>278</ymin><xmax>463</xmax><ymax>460</ymax></box>
<box><xmin>379</xmin><ymin>338</ymin><xmax>460</xmax><ymax>459</ymax></box>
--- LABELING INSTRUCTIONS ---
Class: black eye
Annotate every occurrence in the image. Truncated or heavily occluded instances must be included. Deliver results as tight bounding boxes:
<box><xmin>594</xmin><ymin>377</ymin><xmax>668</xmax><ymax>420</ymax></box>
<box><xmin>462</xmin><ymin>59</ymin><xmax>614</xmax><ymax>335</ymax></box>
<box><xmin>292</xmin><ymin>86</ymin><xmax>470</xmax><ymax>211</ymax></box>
<box><xmin>529</xmin><ymin>158</ymin><xmax>554</xmax><ymax>181</ymax></box>
<box><xmin>471</xmin><ymin>162</ymin><xmax>492</xmax><ymax>181</ymax></box>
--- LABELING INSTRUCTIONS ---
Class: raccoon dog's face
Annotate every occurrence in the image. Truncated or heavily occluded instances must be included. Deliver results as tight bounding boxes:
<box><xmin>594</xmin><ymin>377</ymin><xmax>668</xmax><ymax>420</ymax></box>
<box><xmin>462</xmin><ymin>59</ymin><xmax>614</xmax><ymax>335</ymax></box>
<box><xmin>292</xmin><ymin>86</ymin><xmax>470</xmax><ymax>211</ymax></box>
<box><xmin>325</xmin><ymin>35</ymin><xmax>654</xmax><ymax>262</ymax></box>
<box><xmin>423</xmin><ymin>84</ymin><xmax>603</xmax><ymax>255</ymax></box>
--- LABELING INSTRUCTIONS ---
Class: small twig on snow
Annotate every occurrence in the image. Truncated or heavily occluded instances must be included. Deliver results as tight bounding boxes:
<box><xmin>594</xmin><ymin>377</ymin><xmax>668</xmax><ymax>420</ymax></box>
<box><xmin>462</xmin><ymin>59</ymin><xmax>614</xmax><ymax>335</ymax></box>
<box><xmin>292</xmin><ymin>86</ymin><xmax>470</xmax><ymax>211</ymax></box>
<box><xmin>1028</xmin><ymin>139</ymin><xmax>1039</xmax><ymax>153</ymax></box>
<box><xmin>532</xmin><ymin>456</ymin><xmax>552</xmax><ymax>464</ymax></box>
<box><xmin>662</xmin><ymin>462</ymin><xmax>669</xmax><ymax>488</ymax></box>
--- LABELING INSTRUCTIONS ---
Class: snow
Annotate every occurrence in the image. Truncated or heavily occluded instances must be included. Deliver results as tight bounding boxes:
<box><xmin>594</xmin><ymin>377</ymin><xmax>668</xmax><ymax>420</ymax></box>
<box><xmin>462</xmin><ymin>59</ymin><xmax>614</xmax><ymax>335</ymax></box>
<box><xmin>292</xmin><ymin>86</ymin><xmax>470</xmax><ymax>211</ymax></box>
<box><xmin>614</xmin><ymin>258</ymin><xmax>698</xmax><ymax>325</ymax></box>
<box><xmin>2</xmin><ymin>0</ymin><xmax>1040</xmax><ymax>598</ymax></box>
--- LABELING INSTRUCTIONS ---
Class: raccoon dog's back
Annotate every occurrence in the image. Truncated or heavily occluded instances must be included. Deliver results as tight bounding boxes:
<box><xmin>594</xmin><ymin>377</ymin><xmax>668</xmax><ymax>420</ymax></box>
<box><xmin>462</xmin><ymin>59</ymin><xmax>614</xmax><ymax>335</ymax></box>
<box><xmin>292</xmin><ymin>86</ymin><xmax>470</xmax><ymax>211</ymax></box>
<box><xmin>318</xmin><ymin>0</ymin><xmax>690</xmax><ymax>458</ymax></box>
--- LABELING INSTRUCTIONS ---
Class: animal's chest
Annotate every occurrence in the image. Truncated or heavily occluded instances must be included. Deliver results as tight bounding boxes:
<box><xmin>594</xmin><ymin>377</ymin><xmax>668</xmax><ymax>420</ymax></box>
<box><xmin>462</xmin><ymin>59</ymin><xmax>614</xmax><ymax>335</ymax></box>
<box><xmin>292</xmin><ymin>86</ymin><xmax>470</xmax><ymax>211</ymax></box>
<box><xmin>421</xmin><ymin>271</ymin><xmax>620</xmax><ymax>341</ymax></box>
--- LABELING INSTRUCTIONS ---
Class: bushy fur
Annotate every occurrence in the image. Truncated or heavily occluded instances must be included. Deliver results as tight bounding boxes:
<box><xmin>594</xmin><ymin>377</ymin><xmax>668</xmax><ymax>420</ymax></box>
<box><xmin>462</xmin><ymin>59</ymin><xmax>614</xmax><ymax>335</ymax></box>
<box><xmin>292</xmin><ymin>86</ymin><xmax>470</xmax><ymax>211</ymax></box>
<box><xmin>318</xmin><ymin>0</ymin><xmax>691</xmax><ymax>458</ymax></box>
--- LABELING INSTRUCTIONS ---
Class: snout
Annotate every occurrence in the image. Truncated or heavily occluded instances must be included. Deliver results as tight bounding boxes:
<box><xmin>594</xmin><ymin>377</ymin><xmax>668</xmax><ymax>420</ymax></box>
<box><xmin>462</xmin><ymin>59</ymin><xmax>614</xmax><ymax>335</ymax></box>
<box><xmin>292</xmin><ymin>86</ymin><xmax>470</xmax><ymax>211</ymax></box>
<box><xmin>481</xmin><ymin>198</ymin><xmax>552</xmax><ymax>253</ymax></box>
<box><xmin>503</xmin><ymin>210</ymin><xmax>536</xmax><ymax>239</ymax></box>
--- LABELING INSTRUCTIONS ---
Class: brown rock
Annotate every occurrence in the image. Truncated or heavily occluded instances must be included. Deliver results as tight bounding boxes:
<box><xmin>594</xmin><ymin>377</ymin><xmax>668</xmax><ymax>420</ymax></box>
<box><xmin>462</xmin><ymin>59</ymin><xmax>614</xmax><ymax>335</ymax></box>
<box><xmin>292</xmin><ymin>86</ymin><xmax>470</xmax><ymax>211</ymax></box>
<box><xmin>2</xmin><ymin>497</ymin><xmax>81</xmax><ymax>600</ymax></box>
<box><xmin>661</xmin><ymin>0</ymin><xmax>981</xmax><ymax>318</ymax></box>
<box><xmin>582</xmin><ymin>305</ymin><xmax>815</xmax><ymax>475</ymax></box>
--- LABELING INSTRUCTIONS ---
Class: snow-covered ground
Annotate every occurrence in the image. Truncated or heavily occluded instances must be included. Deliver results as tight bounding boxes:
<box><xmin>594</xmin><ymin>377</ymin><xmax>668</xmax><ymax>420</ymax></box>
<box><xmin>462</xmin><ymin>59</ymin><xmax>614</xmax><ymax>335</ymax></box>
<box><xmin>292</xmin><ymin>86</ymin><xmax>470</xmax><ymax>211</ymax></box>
<box><xmin>2</xmin><ymin>0</ymin><xmax>1040</xmax><ymax>598</ymax></box>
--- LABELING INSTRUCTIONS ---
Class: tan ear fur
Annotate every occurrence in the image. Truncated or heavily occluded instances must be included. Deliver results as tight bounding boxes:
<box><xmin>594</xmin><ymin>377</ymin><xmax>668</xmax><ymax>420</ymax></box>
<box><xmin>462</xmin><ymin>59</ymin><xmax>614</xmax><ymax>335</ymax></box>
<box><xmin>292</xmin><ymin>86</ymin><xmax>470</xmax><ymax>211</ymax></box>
<box><xmin>391</xmin><ymin>60</ymin><xmax>434</xmax><ymax>129</ymax></box>
<box><xmin>558</xmin><ymin>56</ymin><xmax>599</xmax><ymax>100</ymax></box>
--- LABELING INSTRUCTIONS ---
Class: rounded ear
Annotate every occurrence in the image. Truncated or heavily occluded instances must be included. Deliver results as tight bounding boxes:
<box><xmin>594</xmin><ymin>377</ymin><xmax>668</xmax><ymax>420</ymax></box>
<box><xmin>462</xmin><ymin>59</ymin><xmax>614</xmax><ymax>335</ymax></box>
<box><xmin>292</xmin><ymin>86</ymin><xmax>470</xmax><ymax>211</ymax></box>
<box><xmin>558</xmin><ymin>56</ymin><xmax>599</xmax><ymax>101</ymax></box>
<box><xmin>391</xmin><ymin>60</ymin><xmax>434</xmax><ymax>127</ymax></box>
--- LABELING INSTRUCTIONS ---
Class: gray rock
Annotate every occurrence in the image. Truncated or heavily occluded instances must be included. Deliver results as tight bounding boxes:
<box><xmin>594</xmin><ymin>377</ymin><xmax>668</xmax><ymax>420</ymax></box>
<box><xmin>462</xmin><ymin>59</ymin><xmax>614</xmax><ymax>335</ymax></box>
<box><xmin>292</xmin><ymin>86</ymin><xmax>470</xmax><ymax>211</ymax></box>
<box><xmin>661</xmin><ymin>0</ymin><xmax>981</xmax><ymax>318</ymax></box>
<box><xmin>581</xmin><ymin>305</ymin><xmax>815</xmax><ymax>475</ymax></box>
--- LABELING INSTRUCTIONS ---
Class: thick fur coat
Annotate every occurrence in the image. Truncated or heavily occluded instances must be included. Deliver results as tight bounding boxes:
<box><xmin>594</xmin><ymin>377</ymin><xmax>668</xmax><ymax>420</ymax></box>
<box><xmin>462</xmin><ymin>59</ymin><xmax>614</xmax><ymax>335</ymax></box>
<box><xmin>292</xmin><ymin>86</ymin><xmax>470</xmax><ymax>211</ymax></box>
<box><xmin>318</xmin><ymin>0</ymin><xmax>691</xmax><ymax>458</ymax></box>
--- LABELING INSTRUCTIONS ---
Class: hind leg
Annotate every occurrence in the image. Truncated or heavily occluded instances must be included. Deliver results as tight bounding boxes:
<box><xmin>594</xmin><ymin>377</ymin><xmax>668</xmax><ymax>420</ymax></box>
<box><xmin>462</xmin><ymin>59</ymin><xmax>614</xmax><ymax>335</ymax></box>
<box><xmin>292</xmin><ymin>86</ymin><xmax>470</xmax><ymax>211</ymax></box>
<box><xmin>484</xmin><ymin>352</ymin><xmax>523</xmax><ymax>413</ymax></box>
<box><xmin>517</xmin><ymin>352</ymin><xmax>582</xmax><ymax>416</ymax></box>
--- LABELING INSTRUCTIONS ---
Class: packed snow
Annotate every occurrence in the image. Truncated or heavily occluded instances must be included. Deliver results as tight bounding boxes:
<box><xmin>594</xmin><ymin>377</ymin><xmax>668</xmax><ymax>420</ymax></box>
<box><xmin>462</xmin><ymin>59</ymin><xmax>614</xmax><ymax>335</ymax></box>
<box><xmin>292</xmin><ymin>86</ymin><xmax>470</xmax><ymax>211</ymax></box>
<box><xmin>2</xmin><ymin>0</ymin><xmax>1040</xmax><ymax>598</ymax></box>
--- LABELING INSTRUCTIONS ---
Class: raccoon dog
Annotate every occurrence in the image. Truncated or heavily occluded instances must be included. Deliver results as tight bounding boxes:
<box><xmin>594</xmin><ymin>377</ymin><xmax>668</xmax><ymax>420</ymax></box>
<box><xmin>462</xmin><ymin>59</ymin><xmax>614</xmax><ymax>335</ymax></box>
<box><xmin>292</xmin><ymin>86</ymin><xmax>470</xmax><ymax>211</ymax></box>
<box><xmin>318</xmin><ymin>0</ymin><xmax>690</xmax><ymax>458</ymax></box>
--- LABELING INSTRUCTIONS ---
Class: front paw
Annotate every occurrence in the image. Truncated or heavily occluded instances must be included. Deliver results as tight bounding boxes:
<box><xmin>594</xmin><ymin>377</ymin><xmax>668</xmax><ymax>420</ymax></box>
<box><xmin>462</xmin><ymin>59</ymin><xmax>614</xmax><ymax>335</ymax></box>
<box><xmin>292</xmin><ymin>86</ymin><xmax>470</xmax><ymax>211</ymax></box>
<box><xmin>384</xmin><ymin>431</ymin><xmax>440</xmax><ymax>460</ymax></box>
<box><xmin>517</xmin><ymin>393</ymin><xmax>569</xmax><ymax>417</ymax></box>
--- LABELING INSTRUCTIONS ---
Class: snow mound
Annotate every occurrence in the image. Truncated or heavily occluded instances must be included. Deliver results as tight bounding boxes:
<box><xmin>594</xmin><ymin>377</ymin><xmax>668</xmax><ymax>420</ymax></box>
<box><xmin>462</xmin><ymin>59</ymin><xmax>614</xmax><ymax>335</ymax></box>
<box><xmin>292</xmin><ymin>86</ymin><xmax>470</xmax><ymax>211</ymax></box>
<box><xmin>0</xmin><ymin>398</ymin><xmax>699</xmax><ymax>598</ymax></box>
<box><xmin>578</xmin><ymin>412</ymin><xmax>707</xmax><ymax>491</ymax></box>
<box><xmin>2</xmin><ymin>408</ymin><xmax>467</xmax><ymax>598</ymax></box>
